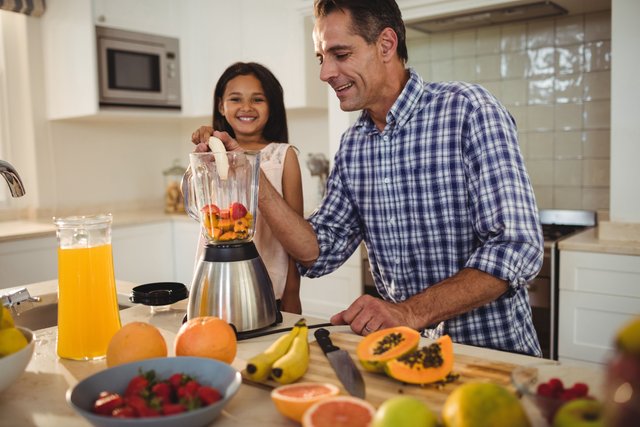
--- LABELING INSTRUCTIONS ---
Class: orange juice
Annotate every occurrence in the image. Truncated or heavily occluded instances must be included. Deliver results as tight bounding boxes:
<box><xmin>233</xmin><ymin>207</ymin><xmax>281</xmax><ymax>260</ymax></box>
<box><xmin>57</xmin><ymin>243</ymin><xmax>121</xmax><ymax>360</ymax></box>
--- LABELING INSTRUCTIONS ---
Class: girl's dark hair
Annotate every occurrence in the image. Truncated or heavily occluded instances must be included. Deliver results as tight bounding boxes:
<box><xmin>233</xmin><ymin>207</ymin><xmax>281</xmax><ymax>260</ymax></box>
<box><xmin>213</xmin><ymin>62</ymin><xmax>289</xmax><ymax>143</ymax></box>
<box><xmin>313</xmin><ymin>0</ymin><xmax>408</xmax><ymax>63</ymax></box>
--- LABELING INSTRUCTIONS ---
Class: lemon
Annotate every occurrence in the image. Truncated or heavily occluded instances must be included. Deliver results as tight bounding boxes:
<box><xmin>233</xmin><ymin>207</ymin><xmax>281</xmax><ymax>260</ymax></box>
<box><xmin>442</xmin><ymin>382</ymin><xmax>531</xmax><ymax>427</ymax></box>
<box><xmin>1</xmin><ymin>306</ymin><xmax>15</xmax><ymax>329</ymax></box>
<box><xmin>0</xmin><ymin>327</ymin><xmax>28</xmax><ymax>357</ymax></box>
<box><xmin>616</xmin><ymin>316</ymin><xmax>640</xmax><ymax>356</ymax></box>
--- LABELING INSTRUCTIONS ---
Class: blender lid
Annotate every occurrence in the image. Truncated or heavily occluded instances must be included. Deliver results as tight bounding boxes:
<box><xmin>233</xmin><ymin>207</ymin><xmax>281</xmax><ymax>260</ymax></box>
<box><xmin>130</xmin><ymin>282</ymin><xmax>188</xmax><ymax>306</ymax></box>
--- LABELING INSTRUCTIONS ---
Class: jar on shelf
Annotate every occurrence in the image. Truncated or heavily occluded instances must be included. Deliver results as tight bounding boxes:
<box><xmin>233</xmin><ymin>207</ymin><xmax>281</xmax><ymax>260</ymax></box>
<box><xmin>163</xmin><ymin>159</ymin><xmax>186</xmax><ymax>214</ymax></box>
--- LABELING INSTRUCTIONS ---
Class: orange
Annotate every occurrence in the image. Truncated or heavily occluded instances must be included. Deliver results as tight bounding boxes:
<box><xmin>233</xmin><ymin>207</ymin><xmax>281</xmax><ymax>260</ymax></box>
<box><xmin>174</xmin><ymin>316</ymin><xmax>237</xmax><ymax>364</ymax></box>
<box><xmin>302</xmin><ymin>396</ymin><xmax>376</xmax><ymax>427</ymax></box>
<box><xmin>271</xmin><ymin>382</ymin><xmax>340</xmax><ymax>422</ymax></box>
<box><xmin>106</xmin><ymin>321</ymin><xmax>167</xmax><ymax>367</ymax></box>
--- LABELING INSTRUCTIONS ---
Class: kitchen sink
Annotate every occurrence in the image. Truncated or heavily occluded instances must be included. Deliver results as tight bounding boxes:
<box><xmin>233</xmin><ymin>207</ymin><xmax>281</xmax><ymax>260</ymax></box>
<box><xmin>10</xmin><ymin>292</ymin><xmax>134</xmax><ymax>330</ymax></box>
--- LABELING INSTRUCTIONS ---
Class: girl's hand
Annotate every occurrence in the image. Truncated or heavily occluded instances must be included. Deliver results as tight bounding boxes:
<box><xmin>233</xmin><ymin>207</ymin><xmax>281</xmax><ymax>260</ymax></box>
<box><xmin>190</xmin><ymin>127</ymin><xmax>242</xmax><ymax>152</ymax></box>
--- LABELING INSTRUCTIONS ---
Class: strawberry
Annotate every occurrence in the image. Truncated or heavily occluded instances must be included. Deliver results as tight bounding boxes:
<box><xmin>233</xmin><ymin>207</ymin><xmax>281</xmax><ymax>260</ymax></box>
<box><xmin>92</xmin><ymin>392</ymin><xmax>124</xmax><ymax>415</ymax></box>
<box><xmin>111</xmin><ymin>406</ymin><xmax>136</xmax><ymax>418</ymax></box>
<box><xmin>201</xmin><ymin>204</ymin><xmax>220</xmax><ymax>215</ymax></box>
<box><xmin>570</xmin><ymin>382</ymin><xmax>589</xmax><ymax>397</ymax></box>
<box><xmin>124</xmin><ymin>375</ymin><xmax>149</xmax><ymax>398</ymax></box>
<box><xmin>229</xmin><ymin>202</ymin><xmax>248</xmax><ymax>220</ymax></box>
<box><xmin>162</xmin><ymin>402</ymin><xmax>186</xmax><ymax>415</ymax></box>
<box><xmin>168</xmin><ymin>373</ymin><xmax>187</xmax><ymax>390</ymax></box>
<box><xmin>548</xmin><ymin>378</ymin><xmax>564</xmax><ymax>395</ymax></box>
<box><xmin>126</xmin><ymin>395</ymin><xmax>159</xmax><ymax>418</ymax></box>
<box><xmin>177</xmin><ymin>380</ymin><xmax>200</xmax><ymax>399</ymax></box>
<box><xmin>560</xmin><ymin>389</ymin><xmax>577</xmax><ymax>401</ymax></box>
<box><xmin>536</xmin><ymin>383</ymin><xmax>553</xmax><ymax>398</ymax></box>
<box><xmin>197</xmin><ymin>386</ymin><xmax>222</xmax><ymax>406</ymax></box>
<box><xmin>151</xmin><ymin>382</ymin><xmax>171</xmax><ymax>403</ymax></box>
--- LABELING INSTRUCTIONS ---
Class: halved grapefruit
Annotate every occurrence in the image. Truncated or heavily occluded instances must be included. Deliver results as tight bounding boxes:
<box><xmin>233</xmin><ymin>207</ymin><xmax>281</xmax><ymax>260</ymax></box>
<box><xmin>302</xmin><ymin>396</ymin><xmax>376</xmax><ymax>427</ymax></box>
<box><xmin>271</xmin><ymin>382</ymin><xmax>340</xmax><ymax>422</ymax></box>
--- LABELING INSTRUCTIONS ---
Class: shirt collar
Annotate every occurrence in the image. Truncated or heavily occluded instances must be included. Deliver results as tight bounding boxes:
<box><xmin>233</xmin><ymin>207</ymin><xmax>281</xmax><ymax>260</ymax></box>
<box><xmin>354</xmin><ymin>68</ymin><xmax>425</xmax><ymax>134</ymax></box>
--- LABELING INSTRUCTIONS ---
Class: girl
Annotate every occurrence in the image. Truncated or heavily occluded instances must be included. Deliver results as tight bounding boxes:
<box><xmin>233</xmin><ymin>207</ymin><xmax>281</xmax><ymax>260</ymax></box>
<box><xmin>191</xmin><ymin>62</ymin><xmax>304</xmax><ymax>314</ymax></box>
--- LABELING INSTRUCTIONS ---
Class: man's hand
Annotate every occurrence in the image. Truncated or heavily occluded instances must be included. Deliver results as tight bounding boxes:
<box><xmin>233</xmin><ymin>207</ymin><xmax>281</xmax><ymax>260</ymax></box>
<box><xmin>330</xmin><ymin>294</ymin><xmax>421</xmax><ymax>336</ymax></box>
<box><xmin>190</xmin><ymin>126</ymin><xmax>241</xmax><ymax>152</ymax></box>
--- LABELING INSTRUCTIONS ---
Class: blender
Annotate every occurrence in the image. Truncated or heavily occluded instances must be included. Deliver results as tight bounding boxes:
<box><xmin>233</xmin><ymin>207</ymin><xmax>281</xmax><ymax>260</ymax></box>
<box><xmin>183</xmin><ymin>150</ymin><xmax>280</xmax><ymax>335</ymax></box>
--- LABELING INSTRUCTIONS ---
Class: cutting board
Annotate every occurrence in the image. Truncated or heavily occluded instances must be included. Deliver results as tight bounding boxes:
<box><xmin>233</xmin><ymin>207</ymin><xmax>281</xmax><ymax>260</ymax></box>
<box><xmin>240</xmin><ymin>332</ymin><xmax>524</xmax><ymax>411</ymax></box>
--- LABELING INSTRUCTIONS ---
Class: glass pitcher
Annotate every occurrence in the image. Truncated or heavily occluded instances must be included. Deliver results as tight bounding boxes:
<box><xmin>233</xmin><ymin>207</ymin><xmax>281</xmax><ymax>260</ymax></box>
<box><xmin>54</xmin><ymin>214</ymin><xmax>121</xmax><ymax>360</ymax></box>
<box><xmin>185</xmin><ymin>151</ymin><xmax>260</xmax><ymax>245</ymax></box>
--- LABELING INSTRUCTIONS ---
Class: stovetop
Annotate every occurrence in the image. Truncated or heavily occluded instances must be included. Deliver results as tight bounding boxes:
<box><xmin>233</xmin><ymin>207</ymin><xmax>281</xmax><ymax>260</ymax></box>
<box><xmin>539</xmin><ymin>209</ymin><xmax>597</xmax><ymax>243</ymax></box>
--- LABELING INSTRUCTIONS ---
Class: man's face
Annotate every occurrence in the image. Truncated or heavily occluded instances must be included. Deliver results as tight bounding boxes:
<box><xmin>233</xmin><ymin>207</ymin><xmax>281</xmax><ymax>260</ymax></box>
<box><xmin>313</xmin><ymin>11</ymin><xmax>386</xmax><ymax>112</ymax></box>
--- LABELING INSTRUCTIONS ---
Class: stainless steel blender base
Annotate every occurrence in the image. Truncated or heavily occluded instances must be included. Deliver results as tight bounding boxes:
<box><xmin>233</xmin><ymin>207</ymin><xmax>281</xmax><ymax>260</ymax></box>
<box><xmin>187</xmin><ymin>242</ymin><xmax>280</xmax><ymax>333</ymax></box>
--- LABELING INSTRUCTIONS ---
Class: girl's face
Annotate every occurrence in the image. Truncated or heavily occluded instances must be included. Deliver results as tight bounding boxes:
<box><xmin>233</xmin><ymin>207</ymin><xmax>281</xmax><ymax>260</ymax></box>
<box><xmin>218</xmin><ymin>74</ymin><xmax>270</xmax><ymax>141</ymax></box>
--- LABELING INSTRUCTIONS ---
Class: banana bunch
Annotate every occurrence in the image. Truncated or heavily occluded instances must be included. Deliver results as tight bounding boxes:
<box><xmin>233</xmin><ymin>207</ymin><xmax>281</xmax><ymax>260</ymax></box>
<box><xmin>245</xmin><ymin>318</ymin><xmax>309</xmax><ymax>384</ymax></box>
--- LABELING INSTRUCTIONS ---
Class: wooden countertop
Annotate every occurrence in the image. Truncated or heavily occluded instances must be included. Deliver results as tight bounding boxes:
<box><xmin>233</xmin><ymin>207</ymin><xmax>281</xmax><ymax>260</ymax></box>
<box><xmin>0</xmin><ymin>280</ymin><xmax>606</xmax><ymax>427</ymax></box>
<box><xmin>0</xmin><ymin>211</ymin><xmax>192</xmax><ymax>243</ymax></box>
<box><xmin>559</xmin><ymin>228</ymin><xmax>640</xmax><ymax>256</ymax></box>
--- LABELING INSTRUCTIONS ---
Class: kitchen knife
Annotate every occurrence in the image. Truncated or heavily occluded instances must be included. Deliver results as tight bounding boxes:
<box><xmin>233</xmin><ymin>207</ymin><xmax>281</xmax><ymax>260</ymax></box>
<box><xmin>314</xmin><ymin>328</ymin><xmax>366</xmax><ymax>399</ymax></box>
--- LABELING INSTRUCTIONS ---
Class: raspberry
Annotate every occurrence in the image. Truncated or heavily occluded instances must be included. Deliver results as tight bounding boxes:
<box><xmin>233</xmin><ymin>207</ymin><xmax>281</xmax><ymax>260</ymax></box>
<box><xmin>570</xmin><ymin>382</ymin><xmax>589</xmax><ymax>397</ymax></box>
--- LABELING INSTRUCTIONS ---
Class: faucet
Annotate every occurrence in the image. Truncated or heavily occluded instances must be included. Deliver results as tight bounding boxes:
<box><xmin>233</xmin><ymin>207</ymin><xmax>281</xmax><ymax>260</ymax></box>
<box><xmin>0</xmin><ymin>160</ymin><xmax>26</xmax><ymax>197</ymax></box>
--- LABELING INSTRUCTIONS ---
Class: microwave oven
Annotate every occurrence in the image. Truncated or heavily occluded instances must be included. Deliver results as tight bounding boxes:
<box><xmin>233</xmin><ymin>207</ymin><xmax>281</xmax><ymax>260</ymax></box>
<box><xmin>96</xmin><ymin>26</ymin><xmax>181</xmax><ymax>109</ymax></box>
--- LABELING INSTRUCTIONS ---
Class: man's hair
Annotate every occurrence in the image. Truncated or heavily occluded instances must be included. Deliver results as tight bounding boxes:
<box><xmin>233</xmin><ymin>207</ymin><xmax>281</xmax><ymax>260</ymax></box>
<box><xmin>313</xmin><ymin>0</ymin><xmax>408</xmax><ymax>63</ymax></box>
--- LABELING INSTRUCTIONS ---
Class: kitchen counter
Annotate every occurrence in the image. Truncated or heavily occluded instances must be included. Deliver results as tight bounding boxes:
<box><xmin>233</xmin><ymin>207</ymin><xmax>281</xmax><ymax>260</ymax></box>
<box><xmin>0</xmin><ymin>280</ymin><xmax>604</xmax><ymax>427</ymax></box>
<box><xmin>559</xmin><ymin>227</ymin><xmax>640</xmax><ymax>256</ymax></box>
<box><xmin>0</xmin><ymin>211</ymin><xmax>191</xmax><ymax>243</ymax></box>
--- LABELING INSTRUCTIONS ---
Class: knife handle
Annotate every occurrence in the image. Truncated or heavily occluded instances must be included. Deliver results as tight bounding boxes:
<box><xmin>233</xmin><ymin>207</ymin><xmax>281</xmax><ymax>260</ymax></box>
<box><xmin>314</xmin><ymin>328</ymin><xmax>339</xmax><ymax>354</ymax></box>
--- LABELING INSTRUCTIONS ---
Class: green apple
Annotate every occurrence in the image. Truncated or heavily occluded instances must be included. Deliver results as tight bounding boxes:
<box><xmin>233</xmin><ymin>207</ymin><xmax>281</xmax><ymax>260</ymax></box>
<box><xmin>553</xmin><ymin>398</ymin><xmax>604</xmax><ymax>427</ymax></box>
<box><xmin>372</xmin><ymin>396</ymin><xmax>438</xmax><ymax>427</ymax></box>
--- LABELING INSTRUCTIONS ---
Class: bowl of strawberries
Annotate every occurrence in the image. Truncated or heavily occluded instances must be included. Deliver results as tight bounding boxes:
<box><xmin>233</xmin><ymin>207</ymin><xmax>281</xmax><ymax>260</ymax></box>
<box><xmin>66</xmin><ymin>356</ymin><xmax>241</xmax><ymax>427</ymax></box>
<box><xmin>511</xmin><ymin>361</ymin><xmax>603</xmax><ymax>425</ymax></box>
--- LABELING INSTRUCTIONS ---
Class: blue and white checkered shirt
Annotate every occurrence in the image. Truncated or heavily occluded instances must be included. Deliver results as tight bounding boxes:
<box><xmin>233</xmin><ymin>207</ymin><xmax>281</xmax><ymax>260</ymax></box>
<box><xmin>301</xmin><ymin>68</ymin><xmax>544</xmax><ymax>356</ymax></box>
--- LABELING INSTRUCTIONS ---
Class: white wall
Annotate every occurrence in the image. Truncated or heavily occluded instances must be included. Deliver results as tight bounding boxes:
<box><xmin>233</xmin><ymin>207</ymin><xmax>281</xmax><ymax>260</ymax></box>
<box><xmin>610</xmin><ymin>0</ymin><xmax>640</xmax><ymax>223</ymax></box>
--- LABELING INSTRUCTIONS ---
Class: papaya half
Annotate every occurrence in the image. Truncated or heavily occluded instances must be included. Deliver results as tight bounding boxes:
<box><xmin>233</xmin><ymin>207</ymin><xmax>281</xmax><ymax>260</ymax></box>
<box><xmin>384</xmin><ymin>335</ymin><xmax>454</xmax><ymax>384</ymax></box>
<box><xmin>356</xmin><ymin>326</ymin><xmax>421</xmax><ymax>373</ymax></box>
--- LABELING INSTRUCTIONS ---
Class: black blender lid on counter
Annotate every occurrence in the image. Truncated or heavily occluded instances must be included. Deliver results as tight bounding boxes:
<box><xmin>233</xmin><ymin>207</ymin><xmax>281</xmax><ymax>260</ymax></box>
<box><xmin>130</xmin><ymin>282</ymin><xmax>188</xmax><ymax>306</ymax></box>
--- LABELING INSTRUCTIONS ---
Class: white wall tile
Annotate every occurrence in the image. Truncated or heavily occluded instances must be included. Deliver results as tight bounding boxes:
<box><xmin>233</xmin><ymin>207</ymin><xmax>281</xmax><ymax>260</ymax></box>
<box><xmin>527</xmin><ymin>105</ymin><xmax>555</xmax><ymax>131</ymax></box>
<box><xmin>555</xmin><ymin>103</ymin><xmax>584</xmax><ymax>131</ymax></box>
<box><xmin>527</xmin><ymin>19</ymin><xmax>555</xmax><ymax>49</ymax></box>
<box><xmin>584</xmin><ymin>41</ymin><xmax>611</xmax><ymax>72</ymax></box>
<box><xmin>554</xmin><ymin>187</ymin><xmax>582</xmax><ymax>209</ymax></box>
<box><xmin>583</xmin><ymin>71</ymin><xmax>610</xmax><ymax>101</ymax></box>
<box><xmin>429</xmin><ymin>33</ymin><xmax>453</xmax><ymax>60</ymax></box>
<box><xmin>476</xmin><ymin>54</ymin><xmax>501</xmax><ymax>81</ymax></box>
<box><xmin>407</xmin><ymin>36</ymin><xmax>430</xmax><ymax>61</ymax></box>
<box><xmin>501</xmin><ymin>23</ymin><xmax>527</xmax><ymax>52</ymax></box>
<box><xmin>501</xmin><ymin>79</ymin><xmax>527</xmax><ymax>106</ymax></box>
<box><xmin>532</xmin><ymin>185</ymin><xmax>554</xmax><ymax>208</ymax></box>
<box><xmin>582</xmin><ymin>187</ymin><xmax>610</xmax><ymax>210</ymax></box>
<box><xmin>527</xmin><ymin>159</ymin><xmax>554</xmax><ymax>186</ymax></box>
<box><xmin>528</xmin><ymin>77</ymin><xmax>555</xmax><ymax>104</ymax></box>
<box><xmin>556</xmin><ymin>45</ymin><xmax>584</xmax><ymax>75</ymax></box>
<box><xmin>509</xmin><ymin>105</ymin><xmax>528</xmax><ymax>132</ymax></box>
<box><xmin>584</xmin><ymin>100</ymin><xmax>610</xmax><ymax>130</ymax></box>
<box><xmin>585</xmin><ymin>11</ymin><xmax>611</xmax><ymax>42</ymax></box>
<box><xmin>453</xmin><ymin>57</ymin><xmax>476</xmax><ymax>81</ymax></box>
<box><xmin>555</xmin><ymin>15</ymin><xmax>584</xmax><ymax>46</ymax></box>
<box><xmin>528</xmin><ymin>132</ymin><xmax>554</xmax><ymax>159</ymax></box>
<box><xmin>554</xmin><ymin>159</ymin><xmax>582</xmax><ymax>186</ymax></box>
<box><xmin>583</xmin><ymin>159</ymin><xmax>610</xmax><ymax>187</ymax></box>
<box><xmin>583</xmin><ymin>130</ymin><xmax>610</xmax><ymax>159</ymax></box>
<box><xmin>453</xmin><ymin>29</ymin><xmax>476</xmax><ymax>57</ymax></box>
<box><xmin>431</xmin><ymin>59</ymin><xmax>454</xmax><ymax>81</ymax></box>
<box><xmin>554</xmin><ymin>131</ymin><xmax>583</xmax><ymax>159</ymax></box>
<box><xmin>555</xmin><ymin>74</ymin><xmax>584</xmax><ymax>103</ymax></box>
<box><xmin>476</xmin><ymin>26</ymin><xmax>501</xmax><ymax>54</ymax></box>
<box><xmin>501</xmin><ymin>51</ymin><xmax>528</xmax><ymax>79</ymax></box>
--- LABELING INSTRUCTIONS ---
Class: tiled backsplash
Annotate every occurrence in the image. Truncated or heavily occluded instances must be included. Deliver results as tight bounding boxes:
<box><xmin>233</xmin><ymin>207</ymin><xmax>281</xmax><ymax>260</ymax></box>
<box><xmin>407</xmin><ymin>11</ymin><xmax>611</xmax><ymax>211</ymax></box>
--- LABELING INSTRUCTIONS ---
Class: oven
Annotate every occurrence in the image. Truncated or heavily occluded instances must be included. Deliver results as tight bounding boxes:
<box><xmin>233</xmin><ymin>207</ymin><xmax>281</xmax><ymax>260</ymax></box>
<box><xmin>532</xmin><ymin>209</ymin><xmax>597</xmax><ymax>359</ymax></box>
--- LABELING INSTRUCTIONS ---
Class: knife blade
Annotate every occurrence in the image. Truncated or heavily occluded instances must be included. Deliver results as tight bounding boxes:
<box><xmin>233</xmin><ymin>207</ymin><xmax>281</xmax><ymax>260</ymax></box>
<box><xmin>314</xmin><ymin>328</ymin><xmax>366</xmax><ymax>399</ymax></box>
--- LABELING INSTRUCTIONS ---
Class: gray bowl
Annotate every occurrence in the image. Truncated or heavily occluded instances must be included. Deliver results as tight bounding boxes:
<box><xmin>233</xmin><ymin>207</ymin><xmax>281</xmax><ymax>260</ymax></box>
<box><xmin>66</xmin><ymin>356</ymin><xmax>241</xmax><ymax>427</ymax></box>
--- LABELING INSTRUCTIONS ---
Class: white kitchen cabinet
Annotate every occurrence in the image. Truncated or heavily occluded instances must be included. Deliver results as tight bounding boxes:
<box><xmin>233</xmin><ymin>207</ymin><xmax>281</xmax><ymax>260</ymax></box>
<box><xmin>300</xmin><ymin>248</ymin><xmax>363</xmax><ymax>320</ymax></box>
<box><xmin>558</xmin><ymin>250</ymin><xmax>640</xmax><ymax>366</ymax></box>
<box><xmin>111</xmin><ymin>222</ymin><xmax>174</xmax><ymax>285</ymax></box>
<box><xmin>93</xmin><ymin>0</ymin><xmax>180</xmax><ymax>37</ymax></box>
<box><xmin>0</xmin><ymin>236</ymin><xmax>57</xmax><ymax>290</ymax></box>
<box><xmin>171</xmin><ymin>219</ymin><xmax>200</xmax><ymax>288</ymax></box>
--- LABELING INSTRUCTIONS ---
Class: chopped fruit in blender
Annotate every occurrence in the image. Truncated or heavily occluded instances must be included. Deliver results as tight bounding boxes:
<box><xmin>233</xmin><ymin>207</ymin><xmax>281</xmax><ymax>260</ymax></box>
<box><xmin>230</xmin><ymin>202</ymin><xmax>248</xmax><ymax>220</ymax></box>
<box><xmin>201</xmin><ymin>201</ymin><xmax>253</xmax><ymax>243</ymax></box>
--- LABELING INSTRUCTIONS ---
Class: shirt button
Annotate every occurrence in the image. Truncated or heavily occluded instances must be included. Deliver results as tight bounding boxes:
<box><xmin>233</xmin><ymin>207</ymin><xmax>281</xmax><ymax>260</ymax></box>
<box><xmin>389</xmin><ymin>217</ymin><xmax>396</xmax><ymax>225</ymax></box>
<box><xmin>384</xmin><ymin>177</ymin><xmax>391</xmax><ymax>184</ymax></box>
<box><xmin>383</xmin><ymin>135</ymin><xmax>389</xmax><ymax>142</ymax></box>
<box><xmin>395</xmin><ymin>258</ymin><xmax>400</xmax><ymax>264</ymax></box>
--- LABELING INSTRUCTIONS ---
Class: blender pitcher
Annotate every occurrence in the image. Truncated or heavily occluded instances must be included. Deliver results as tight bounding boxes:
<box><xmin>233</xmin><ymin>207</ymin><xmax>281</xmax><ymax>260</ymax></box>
<box><xmin>54</xmin><ymin>214</ymin><xmax>121</xmax><ymax>360</ymax></box>
<box><xmin>184</xmin><ymin>151</ymin><xmax>279</xmax><ymax>333</ymax></box>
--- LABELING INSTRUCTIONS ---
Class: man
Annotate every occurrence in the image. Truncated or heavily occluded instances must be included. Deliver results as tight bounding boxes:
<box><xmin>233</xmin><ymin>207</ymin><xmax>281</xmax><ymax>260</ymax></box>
<box><xmin>194</xmin><ymin>0</ymin><xmax>544</xmax><ymax>356</ymax></box>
